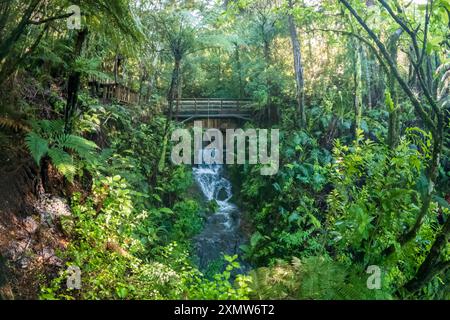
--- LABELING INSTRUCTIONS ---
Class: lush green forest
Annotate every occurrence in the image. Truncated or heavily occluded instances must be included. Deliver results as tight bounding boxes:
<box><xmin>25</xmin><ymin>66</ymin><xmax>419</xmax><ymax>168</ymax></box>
<box><xmin>0</xmin><ymin>0</ymin><xmax>449</xmax><ymax>300</ymax></box>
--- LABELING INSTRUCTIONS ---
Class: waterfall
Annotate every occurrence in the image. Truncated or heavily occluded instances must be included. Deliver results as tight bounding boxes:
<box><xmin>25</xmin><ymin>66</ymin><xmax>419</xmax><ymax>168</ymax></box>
<box><xmin>192</xmin><ymin>148</ymin><xmax>247</xmax><ymax>272</ymax></box>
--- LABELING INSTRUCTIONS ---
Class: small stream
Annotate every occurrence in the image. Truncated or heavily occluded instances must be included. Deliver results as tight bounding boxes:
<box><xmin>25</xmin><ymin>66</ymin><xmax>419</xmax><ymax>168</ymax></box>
<box><xmin>192</xmin><ymin>149</ymin><xmax>248</xmax><ymax>274</ymax></box>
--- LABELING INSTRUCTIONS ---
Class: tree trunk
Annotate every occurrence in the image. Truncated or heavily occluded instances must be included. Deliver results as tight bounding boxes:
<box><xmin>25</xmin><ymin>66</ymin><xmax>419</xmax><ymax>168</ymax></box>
<box><xmin>288</xmin><ymin>0</ymin><xmax>306</xmax><ymax>128</ymax></box>
<box><xmin>64</xmin><ymin>28</ymin><xmax>88</xmax><ymax>133</ymax></box>
<box><xmin>234</xmin><ymin>43</ymin><xmax>244</xmax><ymax>99</ymax></box>
<box><xmin>403</xmin><ymin>217</ymin><xmax>450</xmax><ymax>293</ymax></box>
<box><xmin>386</xmin><ymin>28</ymin><xmax>402</xmax><ymax>149</ymax></box>
<box><xmin>263</xmin><ymin>38</ymin><xmax>271</xmax><ymax>124</ymax></box>
<box><xmin>362</xmin><ymin>48</ymin><xmax>372</xmax><ymax>110</ymax></box>
<box><xmin>0</xmin><ymin>0</ymin><xmax>41</xmax><ymax>61</ymax></box>
<box><xmin>353</xmin><ymin>41</ymin><xmax>363</xmax><ymax>136</ymax></box>
<box><xmin>167</xmin><ymin>57</ymin><xmax>181</xmax><ymax>121</ymax></box>
<box><xmin>138</xmin><ymin>64</ymin><xmax>147</xmax><ymax>104</ymax></box>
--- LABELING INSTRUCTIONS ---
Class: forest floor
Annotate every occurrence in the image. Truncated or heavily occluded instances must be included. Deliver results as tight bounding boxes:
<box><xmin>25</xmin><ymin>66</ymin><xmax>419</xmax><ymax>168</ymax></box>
<box><xmin>0</xmin><ymin>144</ymin><xmax>71</xmax><ymax>299</ymax></box>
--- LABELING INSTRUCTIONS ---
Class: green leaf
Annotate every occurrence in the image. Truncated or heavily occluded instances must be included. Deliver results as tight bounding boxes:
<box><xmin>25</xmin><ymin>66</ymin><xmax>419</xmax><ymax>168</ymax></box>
<box><xmin>288</xmin><ymin>212</ymin><xmax>300</xmax><ymax>223</ymax></box>
<box><xmin>432</xmin><ymin>195</ymin><xmax>450</xmax><ymax>210</ymax></box>
<box><xmin>272</xmin><ymin>182</ymin><xmax>281</xmax><ymax>192</ymax></box>
<box><xmin>250</xmin><ymin>231</ymin><xmax>263</xmax><ymax>247</ymax></box>
<box><xmin>159</xmin><ymin>207</ymin><xmax>174</xmax><ymax>214</ymax></box>
<box><xmin>307</xmin><ymin>213</ymin><xmax>322</xmax><ymax>229</ymax></box>
<box><xmin>58</xmin><ymin>134</ymin><xmax>98</xmax><ymax>159</ymax></box>
<box><xmin>25</xmin><ymin>132</ymin><xmax>49</xmax><ymax>165</ymax></box>
<box><xmin>116</xmin><ymin>287</ymin><xmax>128</xmax><ymax>299</ymax></box>
<box><xmin>48</xmin><ymin>148</ymin><xmax>76</xmax><ymax>182</ymax></box>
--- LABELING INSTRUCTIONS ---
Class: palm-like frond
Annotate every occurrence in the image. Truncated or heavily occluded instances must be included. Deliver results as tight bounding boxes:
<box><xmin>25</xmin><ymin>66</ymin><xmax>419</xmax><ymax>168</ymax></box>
<box><xmin>24</xmin><ymin>119</ymin><xmax>97</xmax><ymax>181</ymax></box>
<box><xmin>48</xmin><ymin>148</ymin><xmax>76</xmax><ymax>182</ymax></box>
<box><xmin>25</xmin><ymin>131</ymin><xmax>48</xmax><ymax>164</ymax></box>
<box><xmin>29</xmin><ymin>119</ymin><xmax>64</xmax><ymax>136</ymax></box>
<box><xmin>0</xmin><ymin>116</ymin><xmax>30</xmax><ymax>132</ymax></box>
<box><xmin>250</xmin><ymin>256</ymin><xmax>393</xmax><ymax>300</ymax></box>
<box><xmin>57</xmin><ymin>134</ymin><xmax>98</xmax><ymax>159</ymax></box>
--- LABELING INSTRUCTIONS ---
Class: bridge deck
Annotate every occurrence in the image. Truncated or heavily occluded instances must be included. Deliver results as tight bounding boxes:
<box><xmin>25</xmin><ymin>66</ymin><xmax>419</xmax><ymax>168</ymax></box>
<box><xmin>172</xmin><ymin>99</ymin><xmax>253</xmax><ymax>121</ymax></box>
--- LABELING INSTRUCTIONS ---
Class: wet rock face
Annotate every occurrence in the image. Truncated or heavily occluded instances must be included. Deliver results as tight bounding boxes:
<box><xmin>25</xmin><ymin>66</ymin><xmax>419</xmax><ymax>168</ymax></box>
<box><xmin>192</xmin><ymin>157</ymin><xmax>249</xmax><ymax>275</ymax></box>
<box><xmin>216</xmin><ymin>187</ymin><xmax>229</xmax><ymax>202</ymax></box>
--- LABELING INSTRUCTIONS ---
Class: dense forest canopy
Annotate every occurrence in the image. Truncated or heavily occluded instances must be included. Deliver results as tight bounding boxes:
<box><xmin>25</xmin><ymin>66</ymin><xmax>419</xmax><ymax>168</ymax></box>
<box><xmin>0</xmin><ymin>0</ymin><xmax>449</xmax><ymax>300</ymax></box>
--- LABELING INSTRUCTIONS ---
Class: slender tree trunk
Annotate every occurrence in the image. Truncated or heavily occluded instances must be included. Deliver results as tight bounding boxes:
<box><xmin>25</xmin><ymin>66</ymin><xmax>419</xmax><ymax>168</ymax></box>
<box><xmin>138</xmin><ymin>64</ymin><xmax>147</xmax><ymax>104</ymax></box>
<box><xmin>263</xmin><ymin>37</ymin><xmax>273</xmax><ymax>124</ymax></box>
<box><xmin>147</xmin><ymin>72</ymin><xmax>158</xmax><ymax>106</ymax></box>
<box><xmin>362</xmin><ymin>49</ymin><xmax>372</xmax><ymax>109</ymax></box>
<box><xmin>157</xmin><ymin>56</ymin><xmax>181</xmax><ymax>186</ymax></box>
<box><xmin>288</xmin><ymin>0</ymin><xmax>306</xmax><ymax>128</ymax></box>
<box><xmin>234</xmin><ymin>43</ymin><xmax>243</xmax><ymax>99</ymax></box>
<box><xmin>177</xmin><ymin>64</ymin><xmax>182</xmax><ymax>117</ymax></box>
<box><xmin>403</xmin><ymin>217</ymin><xmax>450</xmax><ymax>293</ymax></box>
<box><xmin>167</xmin><ymin>57</ymin><xmax>181</xmax><ymax>121</ymax></box>
<box><xmin>0</xmin><ymin>0</ymin><xmax>41</xmax><ymax>61</ymax></box>
<box><xmin>353</xmin><ymin>41</ymin><xmax>363</xmax><ymax>136</ymax></box>
<box><xmin>386</xmin><ymin>28</ymin><xmax>402</xmax><ymax>149</ymax></box>
<box><xmin>64</xmin><ymin>28</ymin><xmax>88</xmax><ymax>133</ymax></box>
<box><xmin>397</xmin><ymin>131</ymin><xmax>443</xmax><ymax>245</ymax></box>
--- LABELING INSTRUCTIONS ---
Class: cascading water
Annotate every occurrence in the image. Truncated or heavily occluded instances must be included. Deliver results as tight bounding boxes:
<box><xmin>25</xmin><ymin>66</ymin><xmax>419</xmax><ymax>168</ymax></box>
<box><xmin>193</xmin><ymin>148</ymin><xmax>247</xmax><ymax>272</ymax></box>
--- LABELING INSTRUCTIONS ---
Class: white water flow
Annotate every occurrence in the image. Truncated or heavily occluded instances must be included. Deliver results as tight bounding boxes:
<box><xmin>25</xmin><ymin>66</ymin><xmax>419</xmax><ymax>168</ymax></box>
<box><xmin>193</xmin><ymin>148</ymin><xmax>247</xmax><ymax>271</ymax></box>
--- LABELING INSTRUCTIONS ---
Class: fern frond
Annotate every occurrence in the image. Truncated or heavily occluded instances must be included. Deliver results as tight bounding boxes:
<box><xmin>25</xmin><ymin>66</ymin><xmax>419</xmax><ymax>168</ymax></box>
<box><xmin>48</xmin><ymin>148</ymin><xmax>76</xmax><ymax>182</ymax></box>
<box><xmin>25</xmin><ymin>132</ymin><xmax>49</xmax><ymax>164</ymax></box>
<box><xmin>0</xmin><ymin>116</ymin><xmax>30</xmax><ymax>132</ymax></box>
<box><xmin>29</xmin><ymin>120</ymin><xmax>64</xmax><ymax>136</ymax></box>
<box><xmin>57</xmin><ymin>134</ymin><xmax>98</xmax><ymax>159</ymax></box>
<box><xmin>249</xmin><ymin>256</ymin><xmax>394</xmax><ymax>300</ymax></box>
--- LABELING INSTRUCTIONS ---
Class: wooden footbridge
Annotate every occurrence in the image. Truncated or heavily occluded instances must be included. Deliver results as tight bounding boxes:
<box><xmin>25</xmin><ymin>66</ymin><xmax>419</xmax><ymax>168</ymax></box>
<box><xmin>172</xmin><ymin>98</ymin><xmax>253</xmax><ymax>122</ymax></box>
<box><xmin>89</xmin><ymin>81</ymin><xmax>140</xmax><ymax>105</ymax></box>
<box><xmin>87</xmin><ymin>80</ymin><xmax>254</xmax><ymax>128</ymax></box>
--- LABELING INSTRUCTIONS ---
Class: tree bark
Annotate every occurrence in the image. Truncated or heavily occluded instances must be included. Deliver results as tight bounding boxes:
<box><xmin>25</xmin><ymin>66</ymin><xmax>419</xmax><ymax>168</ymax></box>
<box><xmin>138</xmin><ymin>64</ymin><xmax>147</xmax><ymax>104</ymax></box>
<box><xmin>353</xmin><ymin>42</ymin><xmax>363</xmax><ymax>136</ymax></box>
<box><xmin>234</xmin><ymin>43</ymin><xmax>244</xmax><ymax>99</ymax></box>
<box><xmin>167</xmin><ymin>57</ymin><xmax>181</xmax><ymax>121</ymax></box>
<box><xmin>403</xmin><ymin>218</ymin><xmax>450</xmax><ymax>293</ymax></box>
<box><xmin>362</xmin><ymin>48</ymin><xmax>372</xmax><ymax>110</ymax></box>
<box><xmin>288</xmin><ymin>0</ymin><xmax>306</xmax><ymax>128</ymax></box>
<box><xmin>386</xmin><ymin>28</ymin><xmax>402</xmax><ymax>149</ymax></box>
<box><xmin>0</xmin><ymin>0</ymin><xmax>41</xmax><ymax>61</ymax></box>
<box><xmin>64</xmin><ymin>28</ymin><xmax>88</xmax><ymax>133</ymax></box>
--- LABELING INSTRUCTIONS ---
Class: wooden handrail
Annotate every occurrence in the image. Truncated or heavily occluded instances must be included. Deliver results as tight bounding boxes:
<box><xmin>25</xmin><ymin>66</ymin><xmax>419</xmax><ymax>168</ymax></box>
<box><xmin>90</xmin><ymin>81</ymin><xmax>139</xmax><ymax>105</ymax></box>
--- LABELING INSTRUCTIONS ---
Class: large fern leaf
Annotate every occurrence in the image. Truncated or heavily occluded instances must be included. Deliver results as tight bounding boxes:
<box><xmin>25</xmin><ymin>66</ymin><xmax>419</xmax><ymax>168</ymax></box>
<box><xmin>25</xmin><ymin>132</ymin><xmax>49</xmax><ymax>164</ymax></box>
<box><xmin>29</xmin><ymin>120</ymin><xmax>64</xmax><ymax>136</ymax></box>
<box><xmin>0</xmin><ymin>116</ymin><xmax>30</xmax><ymax>132</ymax></box>
<box><xmin>57</xmin><ymin>134</ymin><xmax>98</xmax><ymax>159</ymax></box>
<box><xmin>48</xmin><ymin>148</ymin><xmax>76</xmax><ymax>182</ymax></box>
<box><xmin>250</xmin><ymin>256</ymin><xmax>392</xmax><ymax>300</ymax></box>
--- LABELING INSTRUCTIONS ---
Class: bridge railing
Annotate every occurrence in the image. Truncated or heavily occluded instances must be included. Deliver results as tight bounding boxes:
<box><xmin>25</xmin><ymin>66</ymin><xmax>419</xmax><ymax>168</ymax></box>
<box><xmin>174</xmin><ymin>98</ymin><xmax>253</xmax><ymax>116</ymax></box>
<box><xmin>89</xmin><ymin>81</ymin><xmax>140</xmax><ymax>105</ymax></box>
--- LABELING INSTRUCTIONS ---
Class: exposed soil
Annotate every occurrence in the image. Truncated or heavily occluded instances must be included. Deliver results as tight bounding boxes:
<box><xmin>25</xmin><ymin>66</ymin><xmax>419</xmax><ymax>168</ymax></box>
<box><xmin>0</xmin><ymin>139</ymin><xmax>70</xmax><ymax>299</ymax></box>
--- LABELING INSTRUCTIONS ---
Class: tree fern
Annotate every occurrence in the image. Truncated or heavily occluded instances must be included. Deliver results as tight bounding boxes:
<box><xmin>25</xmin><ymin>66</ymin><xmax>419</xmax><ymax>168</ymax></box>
<box><xmin>29</xmin><ymin>119</ymin><xmax>64</xmax><ymax>137</ymax></box>
<box><xmin>0</xmin><ymin>116</ymin><xmax>30</xmax><ymax>132</ymax></box>
<box><xmin>250</xmin><ymin>256</ymin><xmax>393</xmax><ymax>300</ymax></box>
<box><xmin>24</xmin><ymin>119</ymin><xmax>97</xmax><ymax>181</ymax></box>
<box><xmin>25</xmin><ymin>132</ymin><xmax>49</xmax><ymax>164</ymax></box>
<box><xmin>47</xmin><ymin>148</ymin><xmax>76</xmax><ymax>182</ymax></box>
<box><xmin>57</xmin><ymin>134</ymin><xmax>98</xmax><ymax>160</ymax></box>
